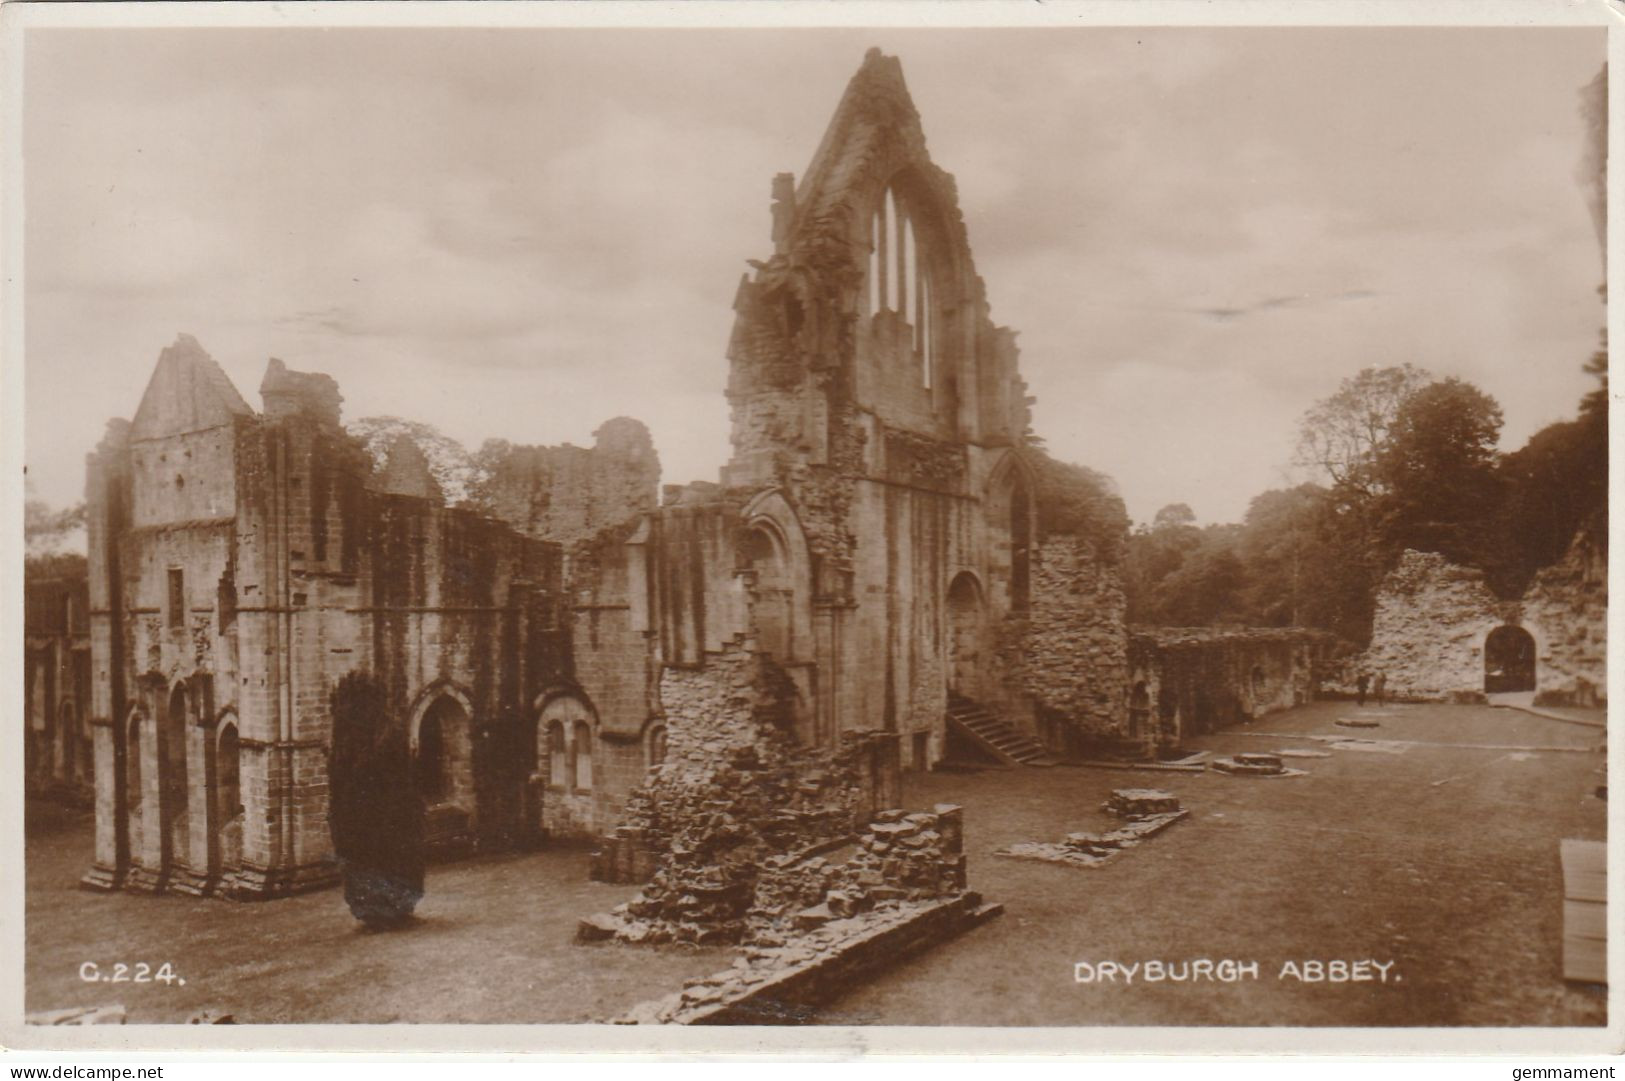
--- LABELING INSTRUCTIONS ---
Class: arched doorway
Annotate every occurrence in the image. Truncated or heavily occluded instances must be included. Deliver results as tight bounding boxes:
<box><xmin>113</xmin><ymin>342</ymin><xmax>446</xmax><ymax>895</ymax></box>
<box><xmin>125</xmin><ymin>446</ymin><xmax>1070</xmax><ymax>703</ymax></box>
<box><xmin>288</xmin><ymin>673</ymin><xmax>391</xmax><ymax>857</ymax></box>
<box><xmin>161</xmin><ymin>685</ymin><xmax>190</xmax><ymax>874</ymax></box>
<box><xmin>214</xmin><ymin>720</ymin><xmax>242</xmax><ymax>875</ymax></box>
<box><xmin>742</xmin><ymin>525</ymin><xmax>795</xmax><ymax>663</ymax></box>
<box><xmin>1485</xmin><ymin>625</ymin><xmax>1536</xmax><ymax>693</ymax></box>
<box><xmin>413</xmin><ymin>694</ymin><xmax>470</xmax><ymax>808</ymax></box>
<box><xmin>946</xmin><ymin>572</ymin><xmax>985</xmax><ymax>699</ymax></box>
<box><xmin>1157</xmin><ymin>690</ymin><xmax>1178</xmax><ymax>743</ymax></box>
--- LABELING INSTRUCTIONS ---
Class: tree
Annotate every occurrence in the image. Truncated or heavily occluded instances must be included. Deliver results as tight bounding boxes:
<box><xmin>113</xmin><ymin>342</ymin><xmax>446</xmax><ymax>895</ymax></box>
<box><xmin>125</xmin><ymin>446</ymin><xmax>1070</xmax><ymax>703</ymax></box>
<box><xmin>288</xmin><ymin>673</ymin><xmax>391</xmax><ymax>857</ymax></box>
<box><xmin>1294</xmin><ymin>364</ymin><xmax>1431</xmax><ymax>495</ymax></box>
<box><xmin>1151</xmin><ymin>535</ymin><xmax>1247</xmax><ymax>626</ymax></box>
<box><xmin>1371</xmin><ymin>377</ymin><xmax>1504</xmax><ymax>568</ymax></box>
<box><xmin>328</xmin><ymin>672</ymin><xmax>425</xmax><ymax>929</ymax></box>
<box><xmin>25</xmin><ymin>494</ymin><xmax>87</xmax><ymax>579</ymax></box>
<box><xmin>1122</xmin><ymin>503</ymin><xmax>1205</xmax><ymax>622</ymax></box>
<box><xmin>348</xmin><ymin>416</ymin><xmax>481</xmax><ymax>505</ymax></box>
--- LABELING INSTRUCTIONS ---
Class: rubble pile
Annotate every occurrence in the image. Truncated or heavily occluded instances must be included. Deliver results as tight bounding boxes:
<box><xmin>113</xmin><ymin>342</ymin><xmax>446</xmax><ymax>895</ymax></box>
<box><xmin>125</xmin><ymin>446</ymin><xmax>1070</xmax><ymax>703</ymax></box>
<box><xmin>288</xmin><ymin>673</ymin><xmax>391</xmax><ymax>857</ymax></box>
<box><xmin>581</xmin><ymin>730</ymin><xmax>930</xmax><ymax>947</ymax></box>
<box><xmin>1210</xmin><ymin>753</ymin><xmax>1305</xmax><ymax>777</ymax></box>
<box><xmin>997</xmin><ymin>788</ymin><xmax>1188</xmax><ymax>868</ymax></box>
<box><xmin>745</xmin><ymin>805</ymin><xmax>966</xmax><ymax>945</ymax></box>
<box><xmin>1102</xmin><ymin>788</ymin><xmax>1182</xmax><ymax>817</ymax></box>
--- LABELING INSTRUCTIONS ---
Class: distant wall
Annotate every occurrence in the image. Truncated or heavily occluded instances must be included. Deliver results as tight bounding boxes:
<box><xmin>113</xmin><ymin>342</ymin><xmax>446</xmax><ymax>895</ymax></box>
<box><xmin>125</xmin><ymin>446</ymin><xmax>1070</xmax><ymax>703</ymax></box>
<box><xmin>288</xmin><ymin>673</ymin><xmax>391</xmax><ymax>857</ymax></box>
<box><xmin>1347</xmin><ymin>541</ymin><xmax>1605</xmax><ymax>706</ymax></box>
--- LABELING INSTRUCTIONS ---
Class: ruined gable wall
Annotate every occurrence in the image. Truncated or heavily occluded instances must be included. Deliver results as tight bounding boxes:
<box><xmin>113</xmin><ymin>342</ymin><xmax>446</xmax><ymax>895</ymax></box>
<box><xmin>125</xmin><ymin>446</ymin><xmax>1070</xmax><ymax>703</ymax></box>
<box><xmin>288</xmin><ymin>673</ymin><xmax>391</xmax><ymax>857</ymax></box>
<box><xmin>478</xmin><ymin>417</ymin><xmax>659</xmax><ymax>551</ymax></box>
<box><xmin>1005</xmin><ymin>535</ymin><xmax>1128</xmax><ymax>742</ymax></box>
<box><xmin>1521</xmin><ymin>533</ymin><xmax>1607</xmax><ymax>705</ymax></box>
<box><xmin>1357</xmin><ymin>551</ymin><xmax>1507</xmax><ymax>701</ymax></box>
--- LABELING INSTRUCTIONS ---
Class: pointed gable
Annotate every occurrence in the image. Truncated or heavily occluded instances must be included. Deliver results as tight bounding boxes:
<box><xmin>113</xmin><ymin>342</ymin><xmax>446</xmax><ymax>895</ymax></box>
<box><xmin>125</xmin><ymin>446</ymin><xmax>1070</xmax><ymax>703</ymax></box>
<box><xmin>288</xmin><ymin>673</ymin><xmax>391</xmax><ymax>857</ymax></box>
<box><xmin>373</xmin><ymin>434</ymin><xmax>444</xmax><ymax>503</ymax></box>
<box><xmin>129</xmin><ymin>334</ymin><xmax>253</xmax><ymax>441</ymax></box>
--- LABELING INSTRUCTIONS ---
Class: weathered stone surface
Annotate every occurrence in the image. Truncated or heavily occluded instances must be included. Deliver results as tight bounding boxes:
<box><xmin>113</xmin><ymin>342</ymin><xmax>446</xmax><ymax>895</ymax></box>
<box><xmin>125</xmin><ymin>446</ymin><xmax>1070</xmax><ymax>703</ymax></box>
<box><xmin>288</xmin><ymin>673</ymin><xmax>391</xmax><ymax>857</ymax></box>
<box><xmin>1339</xmin><ymin>540</ymin><xmax>1605</xmax><ymax>706</ymax></box>
<box><xmin>1127</xmin><ymin>626</ymin><xmax>1337</xmax><ymax>752</ymax></box>
<box><xmin>1103</xmin><ymin>788</ymin><xmax>1181</xmax><ymax>818</ymax></box>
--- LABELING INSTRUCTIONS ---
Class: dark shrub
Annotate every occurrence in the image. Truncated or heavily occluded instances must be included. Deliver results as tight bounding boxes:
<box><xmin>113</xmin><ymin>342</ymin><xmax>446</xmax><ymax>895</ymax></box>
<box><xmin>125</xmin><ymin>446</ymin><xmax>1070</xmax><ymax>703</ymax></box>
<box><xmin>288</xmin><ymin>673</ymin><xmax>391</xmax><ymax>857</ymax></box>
<box><xmin>329</xmin><ymin>671</ymin><xmax>425</xmax><ymax>928</ymax></box>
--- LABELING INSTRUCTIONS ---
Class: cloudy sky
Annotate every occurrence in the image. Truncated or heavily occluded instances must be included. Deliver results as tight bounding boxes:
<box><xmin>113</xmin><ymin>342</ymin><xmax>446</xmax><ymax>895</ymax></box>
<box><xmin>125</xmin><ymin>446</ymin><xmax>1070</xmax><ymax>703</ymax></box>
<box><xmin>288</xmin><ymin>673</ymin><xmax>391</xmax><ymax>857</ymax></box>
<box><xmin>22</xmin><ymin>25</ymin><xmax>1605</xmax><ymax>526</ymax></box>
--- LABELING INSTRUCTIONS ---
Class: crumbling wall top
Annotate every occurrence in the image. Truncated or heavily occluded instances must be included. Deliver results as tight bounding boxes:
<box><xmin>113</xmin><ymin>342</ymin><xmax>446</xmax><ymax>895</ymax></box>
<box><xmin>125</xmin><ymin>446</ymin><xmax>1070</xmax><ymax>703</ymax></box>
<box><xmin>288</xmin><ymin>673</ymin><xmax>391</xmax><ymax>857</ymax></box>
<box><xmin>260</xmin><ymin>357</ymin><xmax>343</xmax><ymax>429</ymax></box>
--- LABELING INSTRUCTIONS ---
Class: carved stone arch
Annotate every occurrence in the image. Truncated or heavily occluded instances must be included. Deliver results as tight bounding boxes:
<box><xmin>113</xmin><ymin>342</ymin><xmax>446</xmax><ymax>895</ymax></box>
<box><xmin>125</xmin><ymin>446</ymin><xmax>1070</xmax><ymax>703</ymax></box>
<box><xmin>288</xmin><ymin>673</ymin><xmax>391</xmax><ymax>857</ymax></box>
<box><xmin>406</xmin><ymin>682</ymin><xmax>475</xmax><ymax>809</ymax></box>
<box><xmin>945</xmin><ymin>570</ymin><xmax>987</xmax><ymax>700</ymax></box>
<box><xmin>534</xmin><ymin>688</ymin><xmax>597</xmax><ymax>793</ymax></box>
<box><xmin>407</xmin><ymin>680</ymin><xmax>476</xmax><ymax>747</ymax></box>
<box><xmin>209</xmin><ymin>707</ymin><xmax>243</xmax><ymax>878</ymax></box>
<box><xmin>739</xmin><ymin>489</ymin><xmax>815</xmax><ymax>666</ymax></box>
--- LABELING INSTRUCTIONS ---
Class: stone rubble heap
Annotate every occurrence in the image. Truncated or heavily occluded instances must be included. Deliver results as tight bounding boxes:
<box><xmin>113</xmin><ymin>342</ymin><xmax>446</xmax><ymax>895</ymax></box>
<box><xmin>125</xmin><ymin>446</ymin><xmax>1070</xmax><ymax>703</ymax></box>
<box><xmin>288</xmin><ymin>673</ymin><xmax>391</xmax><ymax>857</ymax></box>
<box><xmin>746</xmin><ymin>805</ymin><xmax>966</xmax><ymax>945</ymax></box>
<box><xmin>1102</xmin><ymin>788</ymin><xmax>1183</xmax><ymax>817</ymax></box>
<box><xmin>1209</xmin><ymin>753</ymin><xmax>1306</xmax><ymax>778</ymax></box>
<box><xmin>581</xmin><ymin>728</ymin><xmax>956</xmax><ymax>947</ymax></box>
<box><xmin>997</xmin><ymin>789</ymin><xmax>1188</xmax><ymax>869</ymax></box>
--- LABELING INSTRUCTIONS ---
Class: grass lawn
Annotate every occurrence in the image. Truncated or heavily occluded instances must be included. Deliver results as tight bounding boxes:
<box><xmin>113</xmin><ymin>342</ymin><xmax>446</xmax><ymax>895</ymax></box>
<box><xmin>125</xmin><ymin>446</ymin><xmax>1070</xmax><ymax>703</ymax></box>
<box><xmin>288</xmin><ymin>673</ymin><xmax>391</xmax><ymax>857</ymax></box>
<box><xmin>819</xmin><ymin>701</ymin><xmax>1607</xmax><ymax>1027</ymax></box>
<box><xmin>25</xmin><ymin>701</ymin><xmax>1606</xmax><ymax>1027</ymax></box>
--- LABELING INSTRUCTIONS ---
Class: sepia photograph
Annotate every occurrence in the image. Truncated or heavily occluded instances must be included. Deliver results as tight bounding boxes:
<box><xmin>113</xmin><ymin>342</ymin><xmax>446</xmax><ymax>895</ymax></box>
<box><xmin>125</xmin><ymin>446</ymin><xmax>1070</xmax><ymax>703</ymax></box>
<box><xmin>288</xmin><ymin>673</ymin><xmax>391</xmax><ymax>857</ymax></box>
<box><xmin>3</xmin><ymin>0</ymin><xmax>1616</xmax><ymax>1055</ymax></box>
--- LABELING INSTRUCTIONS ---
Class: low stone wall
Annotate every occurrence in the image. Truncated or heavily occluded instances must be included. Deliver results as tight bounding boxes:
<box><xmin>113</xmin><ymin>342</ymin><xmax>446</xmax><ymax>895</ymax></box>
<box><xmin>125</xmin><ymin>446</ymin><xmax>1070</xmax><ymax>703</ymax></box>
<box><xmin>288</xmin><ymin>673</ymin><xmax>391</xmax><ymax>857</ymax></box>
<box><xmin>619</xmin><ymin>892</ymin><xmax>999</xmax><ymax>1025</ymax></box>
<box><xmin>1127</xmin><ymin>626</ymin><xmax>1334</xmax><ymax>749</ymax></box>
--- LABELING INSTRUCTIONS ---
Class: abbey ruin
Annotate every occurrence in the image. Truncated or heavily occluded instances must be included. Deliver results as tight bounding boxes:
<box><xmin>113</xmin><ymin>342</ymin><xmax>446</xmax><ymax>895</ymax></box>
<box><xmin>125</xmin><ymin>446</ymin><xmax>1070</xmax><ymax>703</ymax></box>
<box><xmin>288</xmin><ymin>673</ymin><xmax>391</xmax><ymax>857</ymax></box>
<box><xmin>40</xmin><ymin>48</ymin><xmax>1603</xmax><ymax>916</ymax></box>
<box><xmin>66</xmin><ymin>50</ymin><xmax>1134</xmax><ymax>900</ymax></box>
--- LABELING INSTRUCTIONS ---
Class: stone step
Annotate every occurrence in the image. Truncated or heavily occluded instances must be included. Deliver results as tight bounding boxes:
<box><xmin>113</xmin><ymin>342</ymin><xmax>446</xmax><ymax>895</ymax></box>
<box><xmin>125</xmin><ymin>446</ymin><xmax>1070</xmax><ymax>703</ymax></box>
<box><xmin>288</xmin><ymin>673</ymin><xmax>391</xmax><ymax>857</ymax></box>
<box><xmin>945</xmin><ymin>698</ymin><xmax>1055</xmax><ymax>768</ymax></box>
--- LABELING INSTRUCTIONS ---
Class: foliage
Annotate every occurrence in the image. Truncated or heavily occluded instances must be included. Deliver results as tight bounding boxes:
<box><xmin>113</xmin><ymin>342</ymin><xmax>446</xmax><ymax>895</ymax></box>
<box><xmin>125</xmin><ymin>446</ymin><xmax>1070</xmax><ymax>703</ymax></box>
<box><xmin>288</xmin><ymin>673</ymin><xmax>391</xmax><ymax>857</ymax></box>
<box><xmin>348</xmin><ymin>416</ymin><xmax>483</xmax><ymax>506</ymax></box>
<box><xmin>1020</xmin><ymin>447</ymin><xmax>1130</xmax><ymax>559</ymax></box>
<box><xmin>1370</xmin><ymin>377</ymin><xmax>1504</xmax><ymax>570</ymax></box>
<box><xmin>328</xmin><ymin>671</ymin><xmax>425</xmax><ymax>929</ymax></box>
<box><xmin>1128</xmin><ymin>344</ymin><xmax>1606</xmax><ymax>644</ymax></box>
<box><xmin>1293</xmin><ymin>364</ymin><xmax>1431</xmax><ymax>495</ymax></box>
<box><xmin>26</xmin><ymin>497</ymin><xmax>85</xmax><ymax>556</ymax></box>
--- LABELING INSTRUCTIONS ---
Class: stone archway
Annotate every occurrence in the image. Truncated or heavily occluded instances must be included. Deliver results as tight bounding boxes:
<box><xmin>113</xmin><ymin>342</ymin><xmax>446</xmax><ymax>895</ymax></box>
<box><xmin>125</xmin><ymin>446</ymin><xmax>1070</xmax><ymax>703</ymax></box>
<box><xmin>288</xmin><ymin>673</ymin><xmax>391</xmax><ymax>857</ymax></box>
<box><xmin>1485</xmin><ymin>625</ymin><xmax>1536</xmax><ymax>694</ymax></box>
<box><xmin>412</xmin><ymin>694</ymin><xmax>471</xmax><ymax>809</ymax></box>
<box><xmin>214</xmin><ymin>719</ymin><xmax>243</xmax><ymax>877</ymax></box>
<box><xmin>946</xmin><ymin>572</ymin><xmax>985</xmax><ymax>700</ymax></box>
<box><xmin>742</xmin><ymin>525</ymin><xmax>795</xmax><ymax>664</ymax></box>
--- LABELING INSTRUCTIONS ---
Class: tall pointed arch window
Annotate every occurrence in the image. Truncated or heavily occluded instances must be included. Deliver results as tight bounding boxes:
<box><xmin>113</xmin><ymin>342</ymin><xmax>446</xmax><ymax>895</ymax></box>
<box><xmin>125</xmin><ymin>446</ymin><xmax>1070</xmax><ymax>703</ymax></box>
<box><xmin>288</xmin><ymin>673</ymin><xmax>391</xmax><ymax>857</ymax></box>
<box><xmin>866</xmin><ymin>181</ymin><xmax>937</xmax><ymax>389</ymax></box>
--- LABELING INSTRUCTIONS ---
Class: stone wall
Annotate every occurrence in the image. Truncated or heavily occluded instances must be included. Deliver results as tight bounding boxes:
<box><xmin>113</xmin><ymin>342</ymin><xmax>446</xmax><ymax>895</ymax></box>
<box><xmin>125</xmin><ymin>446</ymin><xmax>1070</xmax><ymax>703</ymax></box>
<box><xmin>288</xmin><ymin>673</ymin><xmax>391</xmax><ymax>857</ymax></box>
<box><xmin>85</xmin><ymin>339</ymin><xmax>579</xmax><ymax>899</ymax></box>
<box><xmin>584</xmin><ymin>641</ymin><xmax>903</xmax><ymax>943</ymax></box>
<box><xmin>1128</xmin><ymin>627</ymin><xmax>1333</xmax><ymax>750</ymax></box>
<box><xmin>1522</xmin><ymin>533</ymin><xmax>1607</xmax><ymax>706</ymax></box>
<box><xmin>1349</xmin><ymin>541</ymin><xmax>1605</xmax><ymax>705</ymax></box>
<box><xmin>1005</xmin><ymin>535</ymin><xmax>1128</xmax><ymax>748</ymax></box>
<box><xmin>24</xmin><ymin>573</ymin><xmax>94</xmax><ymax>802</ymax></box>
<box><xmin>477</xmin><ymin>417</ymin><xmax>659</xmax><ymax>550</ymax></box>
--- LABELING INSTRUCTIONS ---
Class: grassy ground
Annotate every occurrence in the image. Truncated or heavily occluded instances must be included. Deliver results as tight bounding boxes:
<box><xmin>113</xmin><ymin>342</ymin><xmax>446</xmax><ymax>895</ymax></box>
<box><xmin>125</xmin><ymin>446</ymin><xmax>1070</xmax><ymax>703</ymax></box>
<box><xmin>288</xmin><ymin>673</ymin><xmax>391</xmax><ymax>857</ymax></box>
<box><xmin>24</xmin><ymin>807</ymin><xmax>726</xmax><ymax>1023</ymax></box>
<box><xmin>26</xmin><ymin>701</ymin><xmax>1606</xmax><ymax>1026</ymax></box>
<box><xmin>819</xmin><ymin>701</ymin><xmax>1607</xmax><ymax>1026</ymax></box>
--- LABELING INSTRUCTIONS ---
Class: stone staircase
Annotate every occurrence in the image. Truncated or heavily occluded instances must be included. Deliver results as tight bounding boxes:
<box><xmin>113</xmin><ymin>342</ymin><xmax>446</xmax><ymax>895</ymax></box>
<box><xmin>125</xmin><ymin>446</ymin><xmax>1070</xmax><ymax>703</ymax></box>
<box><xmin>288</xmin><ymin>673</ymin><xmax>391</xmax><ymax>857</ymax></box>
<box><xmin>946</xmin><ymin>696</ymin><xmax>1058</xmax><ymax>766</ymax></box>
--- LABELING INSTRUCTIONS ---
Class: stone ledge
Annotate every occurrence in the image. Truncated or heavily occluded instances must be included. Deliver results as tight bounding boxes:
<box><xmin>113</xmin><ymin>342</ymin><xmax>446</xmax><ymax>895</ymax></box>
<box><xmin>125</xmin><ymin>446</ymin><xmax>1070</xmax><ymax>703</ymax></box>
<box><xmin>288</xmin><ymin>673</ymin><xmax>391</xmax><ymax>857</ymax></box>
<box><xmin>617</xmin><ymin>892</ymin><xmax>1000</xmax><ymax>1024</ymax></box>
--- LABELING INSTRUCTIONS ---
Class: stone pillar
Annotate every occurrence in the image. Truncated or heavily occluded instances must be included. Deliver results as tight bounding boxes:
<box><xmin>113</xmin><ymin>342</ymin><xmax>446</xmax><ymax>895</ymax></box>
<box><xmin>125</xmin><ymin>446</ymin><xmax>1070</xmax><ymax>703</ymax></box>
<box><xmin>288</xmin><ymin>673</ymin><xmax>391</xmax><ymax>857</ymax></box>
<box><xmin>79</xmin><ymin>718</ymin><xmax>123</xmax><ymax>891</ymax></box>
<box><xmin>125</xmin><ymin>711</ymin><xmax>164</xmax><ymax>892</ymax></box>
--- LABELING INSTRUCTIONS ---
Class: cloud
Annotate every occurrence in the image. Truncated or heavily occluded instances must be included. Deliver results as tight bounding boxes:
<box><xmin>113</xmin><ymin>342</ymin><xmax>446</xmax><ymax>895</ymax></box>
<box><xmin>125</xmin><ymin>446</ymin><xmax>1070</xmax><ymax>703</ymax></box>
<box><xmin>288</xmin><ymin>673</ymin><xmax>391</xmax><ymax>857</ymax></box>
<box><xmin>20</xmin><ymin>26</ymin><xmax>1606</xmax><ymax>527</ymax></box>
